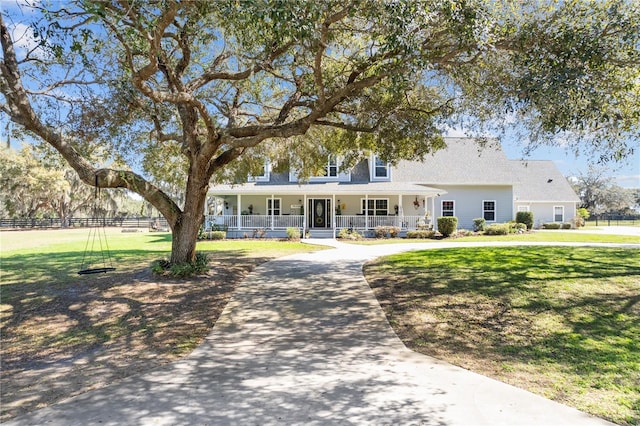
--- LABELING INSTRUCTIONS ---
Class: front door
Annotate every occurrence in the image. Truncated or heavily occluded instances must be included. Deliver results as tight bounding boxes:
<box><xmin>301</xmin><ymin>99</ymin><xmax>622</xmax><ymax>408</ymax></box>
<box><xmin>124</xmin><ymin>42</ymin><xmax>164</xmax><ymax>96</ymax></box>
<box><xmin>309</xmin><ymin>198</ymin><xmax>331</xmax><ymax>228</ymax></box>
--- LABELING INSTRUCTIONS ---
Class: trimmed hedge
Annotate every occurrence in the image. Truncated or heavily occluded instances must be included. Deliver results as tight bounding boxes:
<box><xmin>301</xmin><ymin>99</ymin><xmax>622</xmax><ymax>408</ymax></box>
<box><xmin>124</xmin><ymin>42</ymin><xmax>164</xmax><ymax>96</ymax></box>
<box><xmin>406</xmin><ymin>230</ymin><xmax>436</xmax><ymax>239</ymax></box>
<box><xmin>485</xmin><ymin>223</ymin><xmax>510</xmax><ymax>235</ymax></box>
<box><xmin>473</xmin><ymin>218</ymin><xmax>486</xmax><ymax>232</ymax></box>
<box><xmin>437</xmin><ymin>216</ymin><xmax>458</xmax><ymax>237</ymax></box>
<box><xmin>516</xmin><ymin>211</ymin><xmax>534</xmax><ymax>230</ymax></box>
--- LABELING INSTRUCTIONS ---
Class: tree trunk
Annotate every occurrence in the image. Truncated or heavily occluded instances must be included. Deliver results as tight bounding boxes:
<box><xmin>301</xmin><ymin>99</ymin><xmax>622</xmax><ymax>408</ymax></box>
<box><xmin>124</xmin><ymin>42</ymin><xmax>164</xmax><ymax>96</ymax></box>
<box><xmin>170</xmin><ymin>214</ymin><xmax>203</xmax><ymax>264</ymax></box>
<box><xmin>168</xmin><ymin>164</ymin><xmax>209</xmax><ymax>264</ymax></box>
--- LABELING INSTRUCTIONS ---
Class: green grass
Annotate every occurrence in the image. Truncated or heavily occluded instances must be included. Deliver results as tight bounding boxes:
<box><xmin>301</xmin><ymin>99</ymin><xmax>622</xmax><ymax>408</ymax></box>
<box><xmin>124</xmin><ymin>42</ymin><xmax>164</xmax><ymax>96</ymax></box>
<box><xmin>0</xmin><ymin>228</ymin><xmax>320</xmax><ymax>285</ymax></box>
<box><xmin>365</xmin><ymin>246</ymin><xmax>640</xmax><ymax>425</ymax></box>
<box><xmin>349</xmin><ymin>231</ymin><xmax>640</xmax><ymax>245</ymax></box>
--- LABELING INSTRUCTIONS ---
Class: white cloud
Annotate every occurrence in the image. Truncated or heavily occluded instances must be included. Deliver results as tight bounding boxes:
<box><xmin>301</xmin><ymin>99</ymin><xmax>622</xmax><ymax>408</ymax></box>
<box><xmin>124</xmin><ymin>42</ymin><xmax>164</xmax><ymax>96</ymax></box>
<box><xmin>10</xmin><ymin>22</ymin><xmax>40</xmax><ymax>53</ymax></box>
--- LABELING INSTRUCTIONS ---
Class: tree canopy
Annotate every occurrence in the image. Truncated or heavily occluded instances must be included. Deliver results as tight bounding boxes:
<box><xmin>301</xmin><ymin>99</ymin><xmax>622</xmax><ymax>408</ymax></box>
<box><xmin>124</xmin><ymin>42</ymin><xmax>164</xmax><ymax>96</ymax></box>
<box><xmin>1</xmin><ymin>0</ymin><xmax>639</xmax><ymax>263</ymax></box>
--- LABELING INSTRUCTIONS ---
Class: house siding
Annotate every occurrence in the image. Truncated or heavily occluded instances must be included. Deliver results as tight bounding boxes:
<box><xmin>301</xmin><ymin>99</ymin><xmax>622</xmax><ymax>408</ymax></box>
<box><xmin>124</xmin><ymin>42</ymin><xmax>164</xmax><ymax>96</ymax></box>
<box><xmin>433</xmin><ymin>186</ymin><xmax>513</xmax><ymax>230</ymax></box>
<box><xmin>516</xmin><ymin>202</ymin><xmax>577</xmax><ymax>227</ymax></box>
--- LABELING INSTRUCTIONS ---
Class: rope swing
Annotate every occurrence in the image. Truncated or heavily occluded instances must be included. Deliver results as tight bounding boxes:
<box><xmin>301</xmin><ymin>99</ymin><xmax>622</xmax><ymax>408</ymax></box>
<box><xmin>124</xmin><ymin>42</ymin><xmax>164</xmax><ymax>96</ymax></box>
<box><xmin>78</xmin><ymin>174</ymin><xmax>116</xmax><ymax>275</ymax></box>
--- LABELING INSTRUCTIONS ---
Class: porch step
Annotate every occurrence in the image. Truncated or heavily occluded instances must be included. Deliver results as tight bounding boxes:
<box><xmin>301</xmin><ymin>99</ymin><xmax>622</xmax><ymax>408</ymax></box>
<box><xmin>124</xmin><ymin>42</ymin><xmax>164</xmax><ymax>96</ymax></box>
<box><xmin>308</xmin><ymin>229</ymin><xmax>335</xmax><ymax>239</ymax></box>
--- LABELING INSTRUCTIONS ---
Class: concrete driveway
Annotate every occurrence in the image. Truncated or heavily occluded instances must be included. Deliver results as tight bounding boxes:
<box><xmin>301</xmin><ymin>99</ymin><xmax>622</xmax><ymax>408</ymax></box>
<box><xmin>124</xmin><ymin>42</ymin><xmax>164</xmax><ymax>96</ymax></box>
<box><xmin>6</xmin><ymin>241</ymin><xmax>629</xmax><ymax>426</ymax></box>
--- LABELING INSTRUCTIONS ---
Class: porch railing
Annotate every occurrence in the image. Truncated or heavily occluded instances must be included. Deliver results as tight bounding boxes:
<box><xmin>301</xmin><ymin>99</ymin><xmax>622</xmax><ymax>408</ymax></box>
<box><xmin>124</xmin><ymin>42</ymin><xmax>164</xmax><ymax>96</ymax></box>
<box><xmin>206</xmin><ymin>214</ymin><xmax>429</xmax><ymax>230</ymax></box>
<box><xmin>206</xmin><ymin>215</ymin><xmax>304</xmax><ymax>230</ymax></box>
<box><xmin>336</xmin><ymin>215</ymin><xmax>430</xmax><ymax>230</ymax></box>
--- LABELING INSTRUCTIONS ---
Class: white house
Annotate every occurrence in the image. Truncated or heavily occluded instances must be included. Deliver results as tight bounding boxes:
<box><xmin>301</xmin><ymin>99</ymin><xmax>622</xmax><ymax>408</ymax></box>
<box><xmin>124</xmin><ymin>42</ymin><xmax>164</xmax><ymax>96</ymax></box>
<box><xmin>206</xmin><ymin>138</ymin><xmax>580</xmax><ymax>238</ymax></box>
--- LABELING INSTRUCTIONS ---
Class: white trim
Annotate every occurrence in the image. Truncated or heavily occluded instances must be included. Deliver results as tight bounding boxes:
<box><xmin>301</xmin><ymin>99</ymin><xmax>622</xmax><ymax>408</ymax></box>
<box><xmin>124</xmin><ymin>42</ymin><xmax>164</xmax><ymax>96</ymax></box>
<box><xmin>441</xmin><ymin>200</ymin><xmax>455</xmax><ymax>217</ymax></box>
<box><xmin>482</xmin><ymin>200</ymin><xmax>496</xmax><ymax>222</ymax></box>
<box><xmin>553</xmin><ymin>205</ymin><xmax>565</xmax><ymax>222</ymax></box>
<box><xmin>267</xmin><ymin>197</ymin><xmax>282</xmax><ymax>216</ymax></box>
<box><xmin>361</xmin><ymin>198</ymin><xmax>390</xmax><ymax>216</ymax></box>
<box><xmin>370</xmin><ymin>154</ymin><xmax>391</xmax><ymax>181</ymax></box>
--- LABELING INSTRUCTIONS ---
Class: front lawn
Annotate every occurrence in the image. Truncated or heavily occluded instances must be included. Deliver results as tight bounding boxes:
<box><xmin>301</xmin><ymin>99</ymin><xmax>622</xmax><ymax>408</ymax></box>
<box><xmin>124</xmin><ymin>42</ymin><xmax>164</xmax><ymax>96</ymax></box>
<box><xmin>0</xmin><ymin>228</ymin><xmax>322</xmax><ymax>421</ymax></box>
<box><xmin>365</xmin><ymin>246</ymin><xmax>640</xmax><ymax>425</ymax></box>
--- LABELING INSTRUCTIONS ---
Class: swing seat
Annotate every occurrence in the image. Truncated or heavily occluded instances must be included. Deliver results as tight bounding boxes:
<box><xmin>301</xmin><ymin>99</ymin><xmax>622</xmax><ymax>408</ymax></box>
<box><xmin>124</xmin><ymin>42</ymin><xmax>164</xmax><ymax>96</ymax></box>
<box><xmin>77</xmin><ymin>267</ymin><xmax>116</xmax><ymax>275</ymax></box>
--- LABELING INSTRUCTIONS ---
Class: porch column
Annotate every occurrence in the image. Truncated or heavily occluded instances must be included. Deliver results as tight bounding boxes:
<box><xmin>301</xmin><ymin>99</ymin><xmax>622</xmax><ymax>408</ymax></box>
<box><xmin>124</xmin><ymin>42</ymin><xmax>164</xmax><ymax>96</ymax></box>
<box><xmin>332</xmin><ymin>193</ymin><xmax>336</xmax><ymax>236</ymax></box>
<box><xmin>270</xmin><ymin>194</ymin><xmax>275</xmax><ymax>230</ymax></box>
<box><xmin>365</xmin><ymin>194</ymin><xmax>369</xmax><ymax>231</ymax></box>
<box><xmin>303</xmin><ymin>194</ymin><xmax>308</xmax><ymax>237</ymax></box>
<box><xmin>237</xmin><ymin>194</ymin><xmax>241</xmax><ymax>230</ymax></box>
<box><xmin>398</xmin><ymin>194</ymin><xmax>403</xmax><ymax>228</ymax></box>
<box><xmin>431</xmin><ymin>196</ymin><xmax>436</xmax><ymax>231</ymax></box>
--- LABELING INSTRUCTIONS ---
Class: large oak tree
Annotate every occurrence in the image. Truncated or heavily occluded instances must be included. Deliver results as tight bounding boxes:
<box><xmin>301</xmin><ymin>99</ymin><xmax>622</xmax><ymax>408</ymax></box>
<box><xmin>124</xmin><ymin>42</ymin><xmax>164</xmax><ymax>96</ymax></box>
<box><xmin>1</xmin><ymin>0</ymin><xmax>638</xmax><ymax>264</ymax></box>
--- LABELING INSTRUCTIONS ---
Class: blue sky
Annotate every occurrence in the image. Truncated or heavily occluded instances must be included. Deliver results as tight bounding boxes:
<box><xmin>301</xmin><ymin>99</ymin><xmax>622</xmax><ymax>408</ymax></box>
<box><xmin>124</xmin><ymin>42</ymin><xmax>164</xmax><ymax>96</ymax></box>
<box><xmin>500</xmin><ymin>140</ymin><xmax>640</xmax><ymax>189</ymax></box>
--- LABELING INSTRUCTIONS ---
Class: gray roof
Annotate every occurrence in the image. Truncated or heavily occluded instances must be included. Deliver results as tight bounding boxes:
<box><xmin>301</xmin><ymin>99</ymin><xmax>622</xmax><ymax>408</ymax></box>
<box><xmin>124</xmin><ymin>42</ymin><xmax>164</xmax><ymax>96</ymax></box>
<box><xmin>210</xmin><ymin>181</ymin><xmax>443</xmax><ymax>196</ymax></box>
<box><xmin>209</xmin><ymin>137</ymin><xmax>579</xmax><ymax>203</ymax></box>
<box><xmin>393</xmin><ymin>138</ymin><xmax>514</xmax><ymax>185</ymax></box>
<box><xmin>511</xmin><ymin>160</ymin><xmax>581</xmax><ymax>202</ymax></box>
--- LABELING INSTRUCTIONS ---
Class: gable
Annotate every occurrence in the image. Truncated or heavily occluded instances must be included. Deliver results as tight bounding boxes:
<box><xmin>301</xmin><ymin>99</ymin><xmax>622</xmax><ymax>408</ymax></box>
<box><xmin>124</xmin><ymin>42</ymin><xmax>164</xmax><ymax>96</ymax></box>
<box><xmin>512</xmin><ymin>160</ymin><xmax>580</xmax><ymax>203</ymax></box>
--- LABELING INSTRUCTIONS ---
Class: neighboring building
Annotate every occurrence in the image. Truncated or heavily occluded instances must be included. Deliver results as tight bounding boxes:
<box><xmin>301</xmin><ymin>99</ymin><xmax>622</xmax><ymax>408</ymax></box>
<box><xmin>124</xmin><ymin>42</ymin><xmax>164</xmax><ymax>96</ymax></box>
<box><xmin>206</xmin><ymin>138</ymin><xmax>580</xmax><ymax>238</ymax></box>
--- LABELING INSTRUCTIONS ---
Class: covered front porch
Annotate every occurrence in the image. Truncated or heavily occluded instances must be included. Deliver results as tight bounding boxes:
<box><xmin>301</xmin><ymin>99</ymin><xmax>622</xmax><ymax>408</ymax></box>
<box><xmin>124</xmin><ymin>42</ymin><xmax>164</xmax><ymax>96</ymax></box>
<box><xmin>206</xmin><ymin>182</ymin><xmax>444</xmax><ymax>238</ymax></box>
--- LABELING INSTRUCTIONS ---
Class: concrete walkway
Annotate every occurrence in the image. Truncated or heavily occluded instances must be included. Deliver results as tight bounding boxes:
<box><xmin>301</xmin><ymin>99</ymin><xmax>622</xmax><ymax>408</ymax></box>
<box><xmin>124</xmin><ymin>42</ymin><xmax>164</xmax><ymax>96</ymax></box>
<box><xmin>7</xmin><ymin>240</ymin><xmax>633</xmax><ymax>426</ymax></box>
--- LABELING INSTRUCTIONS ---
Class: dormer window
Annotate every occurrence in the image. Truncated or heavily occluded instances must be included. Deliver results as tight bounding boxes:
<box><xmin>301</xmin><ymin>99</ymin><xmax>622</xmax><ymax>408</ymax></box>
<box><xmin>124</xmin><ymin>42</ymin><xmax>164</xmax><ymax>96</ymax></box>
<box><xmin>371</xmin><ymin>155</ymin><xmax>391</xmax><ymax>181</ymax></box>
<box><xmin>248</xmin><ymin>160</ymin><xmax>270</xmax><ymax>182</ymax></box>
<box><xmin>309</xmin><ymin>155</ymin><xmax>341</xmax><ymax>181</ymax></box>
<box><xmin>324</xmin><ymin>156</ymin><xmax>338</xmax><ymax>177</ymax></box>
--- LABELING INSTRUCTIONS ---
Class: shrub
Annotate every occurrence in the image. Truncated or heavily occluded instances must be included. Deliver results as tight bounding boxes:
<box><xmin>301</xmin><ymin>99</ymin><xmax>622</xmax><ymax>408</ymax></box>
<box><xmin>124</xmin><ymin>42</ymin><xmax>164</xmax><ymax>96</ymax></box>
<box><xmin>511</xmin><ymin>223</ymin><xmax>527</xmax><ymax>233</ymax></box>
<box><xmin>337</xmin><ymin>228</ymin><xmax>362</xmax><ymax>240</ymax></box>
<box><xmin>515</xmin><ymin>211</ymin><xmax>534</xmax><ymax>230</ymax></box>
<box><xmin>374</xmin><ymin>226</ymin><xmax>401</xmax><ymax>238</ymax></box>
<box><xmin>406</xmin><ymin>230</ymin><xmax>436</xmax><ymax>239</ymax></box>
<box><xmin>209</xmin><ymin>231</ymin><xmax>226</xmax><ymax>240</ymax></box>
<box><xmin>561</xmin><ymin>222</ymin><xmax>572</xmax><ymax>229</ymax></box>
<box><xmin>485</xmin><ymin>223</ymin><xmax>510</xmax><ymax>235</ymax></box>
<box><xmin>286</xmin><ymin>227</ymin><xmax>301</xmax><ymax>241</ymax></box>
<box><xmin>252</xmin><ymin>228</ymin><xmax>266</xmax><ymax>238</ymax></box>
<box><xmin>437</xmin><ymin>216</ymin><xmax>458</xmax><ymax>237</ymax></box>
<box><xmin>151</xmin><ymin>252</ymin><xmax>209</xmax><ymax>277</ymax></box>
<box><xmin>374</xmin><ymin>226</ymin><xmax>388</xmax><ymax>238</ymax></box>
<box><xmin>542</xmin><ymin>222</ymin><xmax>562</xmax><ymax>229</ymax></box>
<box><xmin>577</xmin><ymin>208</ymin><xmax>590</xmax><ymax>221</ymax></box>
<box><xmin>473</xmin><ymin>218</ymin><xmax>486</xmax><ymax>232</ymax></box>
<box><xmin>572</xmin><ymin>216</ymin><xmax>585</xmax><ymax>228</ymax></box>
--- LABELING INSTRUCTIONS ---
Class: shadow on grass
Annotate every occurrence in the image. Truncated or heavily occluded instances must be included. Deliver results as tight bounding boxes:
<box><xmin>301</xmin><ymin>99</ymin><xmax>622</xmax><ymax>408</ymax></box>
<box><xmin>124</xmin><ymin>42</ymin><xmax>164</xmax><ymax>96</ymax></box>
<box><xmin>366</xmin><ymin>246</ymin><xmax>640</xmax><ymax>423</ymax></box>
<box><xmin>0</xmin><ymin>247</ymin><xmax>273</xmax><ymax>420</ymax></box>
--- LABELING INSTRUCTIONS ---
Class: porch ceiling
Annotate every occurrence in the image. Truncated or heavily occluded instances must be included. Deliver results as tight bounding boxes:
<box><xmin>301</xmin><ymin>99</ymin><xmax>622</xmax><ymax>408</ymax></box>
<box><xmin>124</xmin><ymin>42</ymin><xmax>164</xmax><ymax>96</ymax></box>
<box><xmin>209</xmin><ymin>181</ymin><xmax>445</xmax><ymax>196</ymax></box>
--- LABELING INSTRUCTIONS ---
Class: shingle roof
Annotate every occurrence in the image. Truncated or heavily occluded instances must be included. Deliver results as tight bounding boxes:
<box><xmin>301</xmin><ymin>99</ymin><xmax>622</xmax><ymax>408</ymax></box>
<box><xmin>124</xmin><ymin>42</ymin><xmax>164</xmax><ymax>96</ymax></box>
<box><xmin>393</xmin><ymin>138</ymin><xmax>514</xmax><ymax>185</ymax></box>
<box><xmin>511</xmin><ymin>160</ymin><xmax>581</xmax><ymax>202</ymax></box>
<box><xmin>210</xmin><ymin>181</ymin><xmax>443</xmax><ymax>196</ymax></box>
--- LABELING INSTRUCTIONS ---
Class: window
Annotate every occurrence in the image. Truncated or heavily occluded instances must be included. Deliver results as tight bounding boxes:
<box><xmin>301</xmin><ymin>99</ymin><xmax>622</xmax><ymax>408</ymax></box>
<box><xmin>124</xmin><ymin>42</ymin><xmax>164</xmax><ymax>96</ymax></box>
<box><xmin>442</xmin><ymin>200</ymin><xmax>455</xmax><ymax>217</ymax></box>
<box><xmin>362</xmin><ymin>198</ymin><xmax>389</xmax><ymax>216</ymax></box>
<box><xmin>309</xmin><ymin>155</ymin><xmax>339</xmax><ymax>180</ymax></box>
<box><xmin>483</xmin><ymin>201</ymin><xmax>496</xmax><ymax>221</ymax></box>
<box><xmin>267</xmin><ymin>198</ymin><xmax>281</xmax><ymax>216</ymax></box>
<box><xmin>248</xmin><ymin>161</ymin><xmax>270</xmax><ymax>182</ymax></box>
<box><xmin>370</xmin><ymin>155</ymin><xmax>391</xmax><ymax>180</ymax></box>
<box><xmin>554</xmin><ymin>206</ymin><xmax>564</xmax><ymax>222</ymax></box>
<box><xmin>324</xmin><ymin>156</ymin><xmax>338</xmax><ymax>177</ymax></box>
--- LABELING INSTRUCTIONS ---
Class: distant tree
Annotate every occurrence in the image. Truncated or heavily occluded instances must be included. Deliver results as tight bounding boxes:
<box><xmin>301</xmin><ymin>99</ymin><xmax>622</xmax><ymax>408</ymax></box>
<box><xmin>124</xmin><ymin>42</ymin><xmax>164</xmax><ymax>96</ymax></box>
<box><xmin>0</xmin><ymin>145</ymin><xmax>69</xmax><ymax>218</ymax></box>
<box><xmin>572</xmin><ymin>167</ymin><xmax>636</xmax><ymax>214</ymax></box>
<box><xmin>2</xmin><ymin>1</ymin><xmax>639</xmax><ymax>264</ymax></box>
